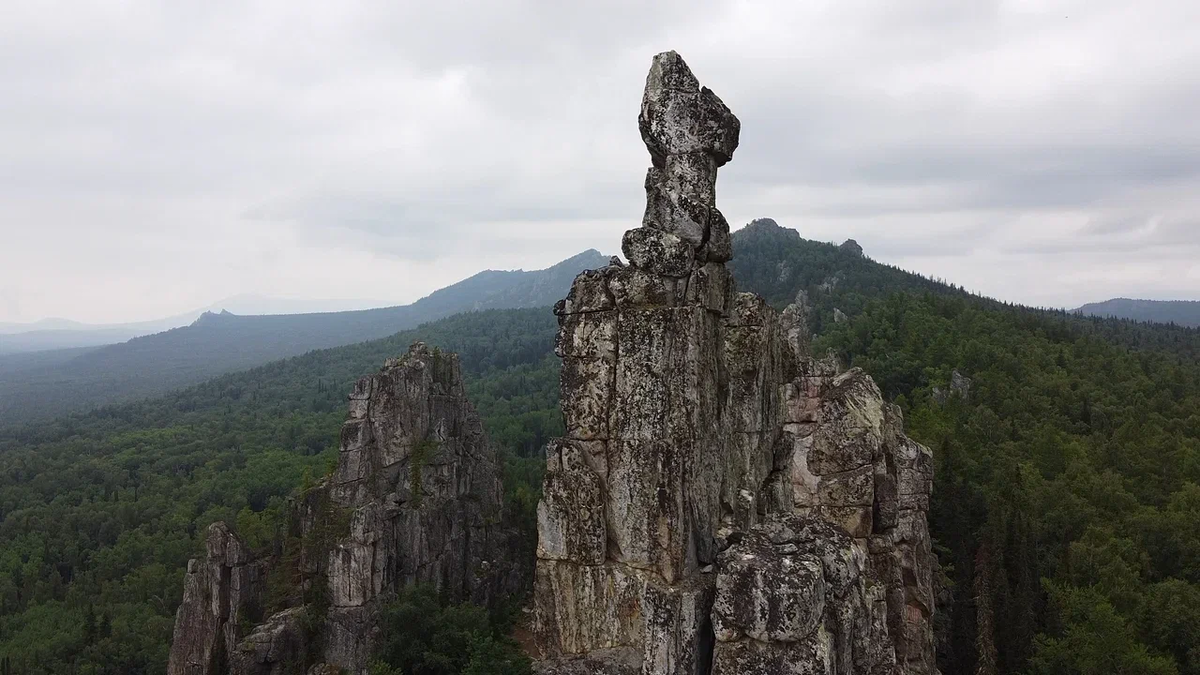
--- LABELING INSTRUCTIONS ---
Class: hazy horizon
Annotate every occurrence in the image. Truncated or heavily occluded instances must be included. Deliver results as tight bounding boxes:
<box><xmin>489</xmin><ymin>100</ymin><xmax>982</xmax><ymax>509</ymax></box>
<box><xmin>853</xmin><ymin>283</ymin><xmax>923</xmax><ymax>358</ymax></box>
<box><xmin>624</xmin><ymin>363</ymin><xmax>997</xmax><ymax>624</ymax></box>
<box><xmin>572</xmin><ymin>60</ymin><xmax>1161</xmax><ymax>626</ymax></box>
<box><xmin>4</xmin><ymin>221</ymin><xmax>1200</xmax><ymax>326</ymax></box>
<box><xmin>4</xmin><ymin>0</ymin><xmax>1200</xmax><ymax>324</ymax></box>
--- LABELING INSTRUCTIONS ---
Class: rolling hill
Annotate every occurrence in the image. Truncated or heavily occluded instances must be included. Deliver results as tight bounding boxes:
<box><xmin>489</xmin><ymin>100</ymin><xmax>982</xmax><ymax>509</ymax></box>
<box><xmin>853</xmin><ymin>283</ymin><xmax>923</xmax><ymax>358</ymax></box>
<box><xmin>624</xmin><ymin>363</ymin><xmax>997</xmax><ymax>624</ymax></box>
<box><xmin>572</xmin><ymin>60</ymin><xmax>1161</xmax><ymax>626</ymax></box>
<box><xmin>1075</xmin><ymin>297</ymin><xmax>1200</xmax><ymax>328</ymax></box>
<box><xmin>0</xmin><ymin>294</ymin><xmax>402</xmax><ymax>355</ymax></box>
<box><xmin>0</xmin><ymin>250</ymin><xmax>608</xmax><ymax>423</ymax></box>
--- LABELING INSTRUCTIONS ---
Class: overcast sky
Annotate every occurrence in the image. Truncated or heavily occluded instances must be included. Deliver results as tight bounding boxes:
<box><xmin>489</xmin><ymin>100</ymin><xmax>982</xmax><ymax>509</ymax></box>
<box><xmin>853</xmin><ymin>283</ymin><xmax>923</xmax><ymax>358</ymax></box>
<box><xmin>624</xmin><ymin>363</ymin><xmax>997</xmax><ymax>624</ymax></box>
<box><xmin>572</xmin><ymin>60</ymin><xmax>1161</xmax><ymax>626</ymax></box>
<box><xmin>2</xmin><ymin>0</ymin><xmax>1199</xmax><ymax>323</ymax></box>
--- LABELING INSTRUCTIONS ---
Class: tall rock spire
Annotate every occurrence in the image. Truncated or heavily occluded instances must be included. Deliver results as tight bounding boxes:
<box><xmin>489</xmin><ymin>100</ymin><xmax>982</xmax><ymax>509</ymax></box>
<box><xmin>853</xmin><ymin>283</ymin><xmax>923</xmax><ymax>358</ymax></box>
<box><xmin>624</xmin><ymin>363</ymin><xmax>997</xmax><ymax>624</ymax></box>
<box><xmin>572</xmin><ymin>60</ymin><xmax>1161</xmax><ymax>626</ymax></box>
<box><xmin>637</xmin><ymin>51</ymin><xmax>739</xmax><ymax>262</ymax></box>
<box><xmin>532</xmin><ymin>52</ymin><xmax>938</xmax><ymax>675</ymax></box>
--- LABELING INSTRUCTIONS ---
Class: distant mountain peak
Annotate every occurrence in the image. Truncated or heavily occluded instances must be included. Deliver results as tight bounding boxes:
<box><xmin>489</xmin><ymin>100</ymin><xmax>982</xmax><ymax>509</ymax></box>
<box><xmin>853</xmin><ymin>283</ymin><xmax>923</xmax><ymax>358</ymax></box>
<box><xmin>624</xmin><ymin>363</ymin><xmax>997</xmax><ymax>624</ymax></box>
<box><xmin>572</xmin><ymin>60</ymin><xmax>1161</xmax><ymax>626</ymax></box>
<box><xmin>745</xmin><ymin>217</ymin><xmax>782</xmax><ymax>230</ymax></box>
<box><xmin>551</xmin><ymin>249</ymin><xmax>609</xmax><ymax>268</ymax></box>
<box><xmin>192</xmin><ymin>309</ymin><xmax>236</xmax><ymax>326</ymax></box>
<box><xmin>0</xmin><ymin>249</ymin><xmax>618</xmax><ymax>420</ymax></box>
<box><xmin>738</xmin><ymin>217</ymin><xmax>801</xmax><ymax>240</ymax></box>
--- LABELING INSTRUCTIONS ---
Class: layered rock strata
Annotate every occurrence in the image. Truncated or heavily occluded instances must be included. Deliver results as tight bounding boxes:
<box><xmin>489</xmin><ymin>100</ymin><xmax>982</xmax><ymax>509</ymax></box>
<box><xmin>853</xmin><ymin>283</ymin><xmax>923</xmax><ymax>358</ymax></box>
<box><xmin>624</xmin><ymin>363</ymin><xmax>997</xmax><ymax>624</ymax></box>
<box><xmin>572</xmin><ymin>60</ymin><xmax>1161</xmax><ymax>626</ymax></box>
<box><xmin>168</xmin><ymin>343</ymin><xmax>519</xmax><ymax>675</ymax></box>
<box><xmin>531</xmin><ymin>51</ymin><xmax>937</xmax><ymax>675</ymax></box>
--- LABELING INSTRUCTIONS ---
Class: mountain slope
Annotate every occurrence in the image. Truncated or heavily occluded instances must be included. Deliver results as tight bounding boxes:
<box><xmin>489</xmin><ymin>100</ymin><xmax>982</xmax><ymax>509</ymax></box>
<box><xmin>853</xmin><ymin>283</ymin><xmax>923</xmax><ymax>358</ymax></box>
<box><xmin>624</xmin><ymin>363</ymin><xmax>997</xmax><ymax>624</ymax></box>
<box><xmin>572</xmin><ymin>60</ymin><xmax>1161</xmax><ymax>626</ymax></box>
<box><xmin>0</xmin><ymin>311</ymin><xmax>204</xmax><ymax>355</ymax></box>
<box><xmin>1076</xmin><ymin>297</ymin><xmax>1200</xmax><ymax>327</ymax></box>
<box><xmin>0</xmin><ymin>250</ymin><xmax>608</xmax><ymax>423</ymax></box>
<box><xmin>0</xmin><ymin>296</ymin><xmax>400</xmax><ymax>355</ymax></box>
<box><xmin>731</xmin><ymin>218</ymin><xmax>1200</xmax><ymax>359</ymax></box>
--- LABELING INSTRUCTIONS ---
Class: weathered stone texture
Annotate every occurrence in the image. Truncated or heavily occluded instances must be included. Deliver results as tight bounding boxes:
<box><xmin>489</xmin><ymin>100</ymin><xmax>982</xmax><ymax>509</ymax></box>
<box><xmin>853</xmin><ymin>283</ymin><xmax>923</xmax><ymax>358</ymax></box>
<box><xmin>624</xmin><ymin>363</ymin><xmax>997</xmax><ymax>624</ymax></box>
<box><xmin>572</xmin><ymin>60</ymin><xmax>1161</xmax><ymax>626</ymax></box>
<box><xmin>532</xmin><ymin>51</ymin><xmax>936</xmax><ymax>675</ymax></box>
<box><xmin>169</xmin><ymin>343</ymin><xmax>523</xmax><ymax>675</ymax></box>
<box><xmin>167</xmin><ymin>523</ymin><xmax>268</xmax><ymax>675</ymax></box>
<box><xmin>229</xmin><ymin>607</ymin><xmax>309</xmax><ymax>675</ymax></box>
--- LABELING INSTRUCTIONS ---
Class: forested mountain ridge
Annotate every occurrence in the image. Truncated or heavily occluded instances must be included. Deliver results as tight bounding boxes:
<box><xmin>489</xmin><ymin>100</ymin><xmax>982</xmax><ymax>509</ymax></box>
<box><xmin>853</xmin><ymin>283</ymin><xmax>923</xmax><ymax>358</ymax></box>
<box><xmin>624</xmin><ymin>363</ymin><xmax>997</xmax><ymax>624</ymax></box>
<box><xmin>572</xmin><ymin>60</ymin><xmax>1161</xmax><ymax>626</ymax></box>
<box><xmin>1</xmin><ymin>222</ymin><xmax>1199</xmax><ymax>673</ymax></box>
<box><xmin>0</xmin><ymin>315</ymin><xmax>200</xmax><ymax>356</ymax></box>
<box><xmin>0</xmin><ymin>295</ymin><xmax>417</xmax><ymax>356</ymax></box>
<box><xmin>0</xmin><ymin>250</ymin><xmax>608</xmax><ymax>425</ymax></box>
<box><xmin>732</xmin><ymin>217</ymin><xmax>1200</xmax><ymax>360</ymax></box>
<box><xmin>1076</xmin><ymin>297</ymin><xmax>1200</xmax><ymax>328</ymax></box>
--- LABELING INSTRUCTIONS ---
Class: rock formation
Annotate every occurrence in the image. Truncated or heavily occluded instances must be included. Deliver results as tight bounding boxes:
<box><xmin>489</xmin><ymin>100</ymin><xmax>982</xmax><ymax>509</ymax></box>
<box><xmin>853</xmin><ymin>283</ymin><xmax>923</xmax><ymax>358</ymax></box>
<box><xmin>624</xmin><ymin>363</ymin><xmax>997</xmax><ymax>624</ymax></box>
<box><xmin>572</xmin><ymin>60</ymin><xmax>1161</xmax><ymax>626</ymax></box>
<box><xmin>167</xmin><ymin>523</ymin><xmax>268</xmax><ymax>675</ymax></box>
<box><xmin>317</xmin><ymin>343</ymin><xmax>520</xmax><ymax>669</ymax></box>
<box><xmin>932</xmin><ymin>370</ymin><xmax>971</xmax><ymax>405</ymax></box>
<box><xmin>531</xmin><ymin>51</ymin><xmax>937</xmax><ymax>675</ymax></box>
<box><xmin>168</xmin><ymin>343</ymin><xmax>521</xmax><ymax>675</ymax></box>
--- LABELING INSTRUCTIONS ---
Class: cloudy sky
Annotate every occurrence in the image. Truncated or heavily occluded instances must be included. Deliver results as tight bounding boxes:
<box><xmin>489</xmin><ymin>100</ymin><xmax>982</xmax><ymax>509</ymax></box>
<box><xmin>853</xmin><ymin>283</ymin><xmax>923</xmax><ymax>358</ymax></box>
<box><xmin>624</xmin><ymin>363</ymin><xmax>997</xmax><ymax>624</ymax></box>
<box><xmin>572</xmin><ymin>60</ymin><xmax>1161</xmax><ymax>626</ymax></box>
<box><xmin>2</xmin><ymin>0</ymin><xmax>1199</xmax><ymax>324</ymax></box>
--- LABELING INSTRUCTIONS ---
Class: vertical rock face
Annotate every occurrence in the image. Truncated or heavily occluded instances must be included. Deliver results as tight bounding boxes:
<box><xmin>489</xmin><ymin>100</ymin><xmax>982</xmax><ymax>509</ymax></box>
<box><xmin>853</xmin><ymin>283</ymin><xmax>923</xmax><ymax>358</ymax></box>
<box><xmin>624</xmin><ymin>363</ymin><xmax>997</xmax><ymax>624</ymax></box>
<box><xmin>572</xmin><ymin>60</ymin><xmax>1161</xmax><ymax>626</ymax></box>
<box><xmin>167</xmin><ymin>523</ymin><xmax>267</xmax><ymax>675</ymax></box>
<box><xmin>317</xmin><ymin>343</ymin><xmax>515</xmax><ymax>671</ymax></box>
<box><xmin>531</xmin><ymin>51</ymin><xmax>937</xmax><ymax>675</ymax></box>
<box><xmin>168</xmin><ymin>343</ymin><xmax>519</xmax><ymax>675</ymax></box>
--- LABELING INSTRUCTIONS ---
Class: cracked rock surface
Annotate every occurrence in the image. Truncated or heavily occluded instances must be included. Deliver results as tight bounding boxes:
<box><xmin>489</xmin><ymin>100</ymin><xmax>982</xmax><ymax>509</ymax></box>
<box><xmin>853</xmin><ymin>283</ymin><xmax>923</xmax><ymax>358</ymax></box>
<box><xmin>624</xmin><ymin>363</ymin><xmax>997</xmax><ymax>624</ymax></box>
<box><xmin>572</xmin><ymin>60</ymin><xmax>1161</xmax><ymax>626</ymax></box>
<box><xmin>168</xmin><ymin>344</ymin><xmax>524</xmax><ymax>675</ymax></box>
<box><xmin>532</xmin><ymin>51</ymin><xmax>937</xmax><ymax>675</ymax></box>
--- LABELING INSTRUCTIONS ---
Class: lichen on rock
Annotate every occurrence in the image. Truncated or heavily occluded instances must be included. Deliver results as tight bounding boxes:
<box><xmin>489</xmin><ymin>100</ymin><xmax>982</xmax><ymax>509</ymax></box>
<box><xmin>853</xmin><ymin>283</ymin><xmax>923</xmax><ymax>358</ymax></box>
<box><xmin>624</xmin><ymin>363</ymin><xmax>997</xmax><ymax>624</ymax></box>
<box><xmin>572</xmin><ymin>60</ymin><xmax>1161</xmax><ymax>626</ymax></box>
<box><xmin>531</xmin><ymin>51</ymin><xmax>937</xmax><ymax>675</ymax></box>
<box><xmin>168</xmin><ymin>343</ymin><xmax>524</xmax><ymax>675</ymax></box>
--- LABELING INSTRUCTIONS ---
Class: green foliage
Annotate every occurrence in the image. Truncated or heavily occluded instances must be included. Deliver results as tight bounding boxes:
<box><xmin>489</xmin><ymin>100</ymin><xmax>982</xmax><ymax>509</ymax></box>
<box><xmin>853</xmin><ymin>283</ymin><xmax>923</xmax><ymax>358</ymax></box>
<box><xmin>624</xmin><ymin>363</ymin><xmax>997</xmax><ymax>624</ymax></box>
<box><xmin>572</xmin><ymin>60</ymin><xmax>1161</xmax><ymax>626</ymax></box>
<box><xmin>816</xmin><ymin>291</ymin><xmax>1200</xmax><ymax>675</ymax></box>
<box><xmin>371</xmin><ymin>585</ymin><xmax>531</xmax><ymax>675</ymax></box>
<box><xmin>1030</xmin><ymin>584</ymin><xmax>1179</xmax><ymax>675</ymax></box>
<box><xmin>0</xmin><ymin>309</ymin><xmax>559</xmax><ymax>673</ymax></box>
<box><xmin>369</xmin><ymin>662</ymin><xmax>405</xmax><ymax>675</ymax></box>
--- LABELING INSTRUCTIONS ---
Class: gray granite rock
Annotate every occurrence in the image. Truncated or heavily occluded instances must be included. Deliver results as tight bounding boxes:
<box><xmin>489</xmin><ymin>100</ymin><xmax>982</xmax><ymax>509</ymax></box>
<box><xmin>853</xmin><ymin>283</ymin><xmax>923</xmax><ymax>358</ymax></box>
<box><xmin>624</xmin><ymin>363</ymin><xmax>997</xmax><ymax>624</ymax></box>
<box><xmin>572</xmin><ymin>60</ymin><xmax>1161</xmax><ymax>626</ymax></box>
<box><xmin>229</xmin><ymin>607</ymin><xmax>310</xmax><ymax>675</ymax></box>
<box><xmin>532</xmin><ymin>51</ymin><xmax>937</xmax><ymax>675</ymax></box>
<box><xmin>639</xmin><ymin>51</ymin><xmax>740</xmax><ymax>167</ymax></box>
<box><xmin>167</xmin><ymin>523</ymin><xmax>268</xmax><ymax>675</ymax></box>
<box><xmin>169</xmin><ymin>343</ymin><xmax>524</xmax><ymax>675</ymax></box>
<box><xmin>840</xmin><ymin>239</ymin><xmax>864</xmax><ymax>257</ymax></box>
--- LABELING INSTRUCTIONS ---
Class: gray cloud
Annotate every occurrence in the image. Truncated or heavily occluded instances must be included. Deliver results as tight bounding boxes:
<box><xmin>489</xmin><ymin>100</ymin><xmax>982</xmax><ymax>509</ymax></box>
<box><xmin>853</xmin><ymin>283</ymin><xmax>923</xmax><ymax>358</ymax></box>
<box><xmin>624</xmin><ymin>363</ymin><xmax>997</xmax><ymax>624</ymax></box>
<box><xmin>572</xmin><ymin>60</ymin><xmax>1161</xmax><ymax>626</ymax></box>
<box><xmin>2</xmin><ymin>0</ymin><xmax>1200</xmax><ymax>322</ymax></box>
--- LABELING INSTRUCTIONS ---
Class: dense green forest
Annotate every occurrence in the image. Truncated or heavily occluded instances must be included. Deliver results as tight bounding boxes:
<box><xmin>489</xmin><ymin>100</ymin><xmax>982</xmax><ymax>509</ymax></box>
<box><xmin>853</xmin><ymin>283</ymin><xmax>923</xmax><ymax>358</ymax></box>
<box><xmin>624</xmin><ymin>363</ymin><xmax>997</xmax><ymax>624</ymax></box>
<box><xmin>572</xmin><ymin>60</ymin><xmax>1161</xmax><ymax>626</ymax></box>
<box><xmin>367</xmin><ymin>585</ymin><xmax>532</xmax><ymax>675</ymax></box>
<box><xmin>821</xmin><ymin>293</ymin><xmax>1200</xmax><ymax>675</ymax></box>
<box><xmin>2</xmin><ymin>221</ymin><xmax>1199</xmax><ymax>673</ymax></box>
<box><xmin>734</xmin><ymin>220</ymin><xmax>1200</xmax><ymax>674</ymax></box>
<box><xmin>0</xmin><ymin>309</ymin><xmax>559</xmax><ymax>674</ymax></box>
<box><xmin>730</xmin><ymin>218</ymin><xmax>1200</xmax><ymax>361</ymax></box>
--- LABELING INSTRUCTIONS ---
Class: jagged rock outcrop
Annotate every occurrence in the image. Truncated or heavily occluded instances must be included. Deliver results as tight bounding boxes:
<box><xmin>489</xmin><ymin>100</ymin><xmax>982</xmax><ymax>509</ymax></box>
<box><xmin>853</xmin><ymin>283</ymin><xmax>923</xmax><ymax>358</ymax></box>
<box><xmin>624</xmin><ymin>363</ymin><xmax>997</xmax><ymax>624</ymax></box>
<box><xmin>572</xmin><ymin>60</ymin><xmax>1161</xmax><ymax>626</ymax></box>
<box><xmin>819</xmin><ymin>273</ymin><xmax>843</xmax><ymax>293</ymax></box>
<box><xmin>168</xmin><ymin>523</ymin><xmax>268</xmax><ymax>675</ymax></box>
<box><xmin>531</xmin><ymin>51</ymin><xmax>936</xmax><ymax>675</ymax></box>
<box><xmin>168</xmin><ymin>343</ymin><xmax>521</xmax><ymax>675</ymax></box>
<box><xmin>932</xmin><ymin>370</ymin><xmax>971</xmax><ymax>405</ymax></box>
<box><xmin>315</xmin><ymin>343</ymin><xmax>518</xmax><ymax>670</ymax></box>
<box><xmin>840</xmin><ymin>239</ymin><xmax>864</xmax><ymax>257</ymax></box>
<box><xmin>230</xmin><ymin>608</ymin><xmax>309</xmax><ymax>675</ymax></box>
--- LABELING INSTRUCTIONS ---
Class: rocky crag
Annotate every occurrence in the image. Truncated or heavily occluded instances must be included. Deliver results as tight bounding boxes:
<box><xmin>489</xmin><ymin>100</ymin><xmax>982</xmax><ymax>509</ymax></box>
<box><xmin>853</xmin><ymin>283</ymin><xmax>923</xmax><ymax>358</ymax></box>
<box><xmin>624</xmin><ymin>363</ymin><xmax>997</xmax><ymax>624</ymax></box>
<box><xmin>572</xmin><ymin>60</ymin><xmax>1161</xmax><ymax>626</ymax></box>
<box><xmin>167</xmin><ymin>343</ymin><xmax>522</xmax><ymax>675</ymax></box>
<box><xmin>530</xmin><ymin>51</ymin><xmax>937</xmax><ymax>675</ymax></box>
